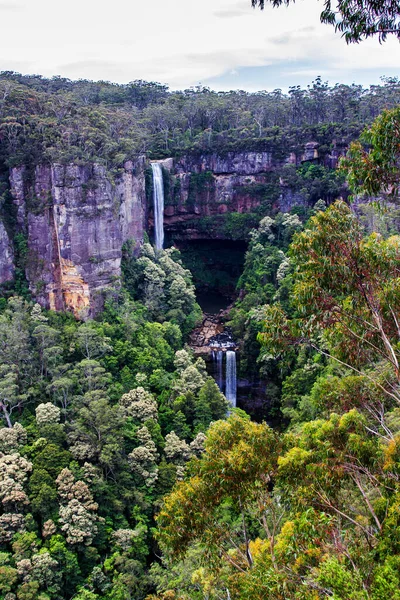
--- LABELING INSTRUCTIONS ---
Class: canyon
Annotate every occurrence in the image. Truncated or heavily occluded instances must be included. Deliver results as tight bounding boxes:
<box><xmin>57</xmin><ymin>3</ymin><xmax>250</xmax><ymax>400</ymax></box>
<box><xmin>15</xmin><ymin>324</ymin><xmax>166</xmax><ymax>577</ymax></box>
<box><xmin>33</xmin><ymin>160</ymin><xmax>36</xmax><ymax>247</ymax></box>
<box><xmin>0</xmin><ymin>142</ymin><xmax>344</xmax><ymax>316</ymax></box>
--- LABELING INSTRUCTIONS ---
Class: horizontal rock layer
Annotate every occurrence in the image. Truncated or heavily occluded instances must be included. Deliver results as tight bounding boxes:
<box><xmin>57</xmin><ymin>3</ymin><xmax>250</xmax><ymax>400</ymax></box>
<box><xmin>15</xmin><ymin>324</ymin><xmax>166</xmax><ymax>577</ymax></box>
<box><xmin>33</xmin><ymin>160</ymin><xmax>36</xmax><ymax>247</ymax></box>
<box><xmin>174</xmin><ymin>152</ymin><xmax>274</xmax><ymax>175</ymax></box>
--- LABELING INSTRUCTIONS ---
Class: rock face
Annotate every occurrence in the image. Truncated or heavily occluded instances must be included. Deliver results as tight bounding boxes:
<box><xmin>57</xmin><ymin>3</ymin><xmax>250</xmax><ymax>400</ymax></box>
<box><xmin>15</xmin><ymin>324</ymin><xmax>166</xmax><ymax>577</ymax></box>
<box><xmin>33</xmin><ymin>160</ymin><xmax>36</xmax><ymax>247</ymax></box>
<box><xmin>175</xmin><ymin>152</ymin><xmax>274</xmax><ymax>175</ymax></box>
<box><xmin>8</xmin><ymin>160</ymin><xmax>146</xmax><ymax>317</ymax></box>
<box><xmin>0</xmin><ymin>142</ymin><xmax>347</xmax><ymax>314</ymax></box>
<box><xmin>152</xmin><ymin>142</ymin><xmax>349</xmax><ymax>242</ymax></box>
<box><xmin>189</xmin><ymin>305</ymin><xmax>237</xmax><ymax>355</ymax></box>
<box><xmin>155</xmin><ymin>153</ymin><xmax>275</xmax><ymax>240</ymax></box>
<box><xmin>0</xmin><ymin>220</ymin><xmax>14</xmax><ymax>284</ymax></box>
<box><xmin>189</xmin><ymin>313</ymin><xmax>225</xmax><ymax>355</ymax></box>
<box><xmin>155</xmin><ymin>150</ymin><xmax>319</xmax><ymax>240</ymax></box>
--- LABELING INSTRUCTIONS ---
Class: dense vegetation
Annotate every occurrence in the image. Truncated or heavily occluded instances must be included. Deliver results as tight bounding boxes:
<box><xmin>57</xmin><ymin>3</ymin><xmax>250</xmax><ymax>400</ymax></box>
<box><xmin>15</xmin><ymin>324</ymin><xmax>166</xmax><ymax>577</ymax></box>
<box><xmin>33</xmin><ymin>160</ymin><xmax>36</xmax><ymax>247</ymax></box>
<box><xmin>2</xmin><ymin>72</ymin><xmax>400</xmax><ymax>167</ymax></box>
<box><xmin>0</xmin><ymin>244</ymin><xmax>233</xmax><ymax>599</ymax></box>
<box><xmin>2</xmin><ymin>66</ymin><xmax>400</xmax><ymax>598</ymax></box>
<box><xmin>149</xmin><ymin>109</ymin><xmax>400</xmax><ymax>599</ymax></box>
<box><xmin>156</xmin><ymin>199</ymin><xmax>400</xmax><ymax>599</ymax></box>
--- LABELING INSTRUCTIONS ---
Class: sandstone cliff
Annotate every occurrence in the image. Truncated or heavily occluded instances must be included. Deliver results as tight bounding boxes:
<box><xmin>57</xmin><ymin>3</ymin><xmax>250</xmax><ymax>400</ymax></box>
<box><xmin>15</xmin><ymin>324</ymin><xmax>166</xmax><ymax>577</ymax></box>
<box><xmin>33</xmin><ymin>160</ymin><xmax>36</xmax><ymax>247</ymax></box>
<box><xmin>154</xmin><ymin>152</ymin><xmax>303</xmax><ymax>240</ymax></box>
<box><xmin>7</xmin><ymin>160</ymin><xmax>146</xmax><ymax>317</ymax></box>
<box><xmin>0</xmin><ymin>142</ymin><xmax>345</xmax><ymax>315</ymax></box>
<box><xmin>156</xmin><ymin>143</ymin><xmax>346</xmax><ymax>240</ymax></box>
<box><xmin>0</xmin><ymin>220</ymin><xmax>14</xmax><ymax>284</ymax></box>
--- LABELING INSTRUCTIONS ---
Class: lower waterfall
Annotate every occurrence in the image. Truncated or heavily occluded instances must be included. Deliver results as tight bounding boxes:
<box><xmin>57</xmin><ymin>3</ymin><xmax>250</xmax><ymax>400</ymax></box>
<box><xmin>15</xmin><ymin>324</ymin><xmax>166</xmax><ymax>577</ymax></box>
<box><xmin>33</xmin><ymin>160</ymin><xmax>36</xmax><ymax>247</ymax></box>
<box><xmin>216</xmin><ymin>350</ymin><xmax>223</xmax><ymax>392</ymax></box>
<box><xmin>225</xmin><ymin>350</ymin><xmax>237</xmax><ymax>407</ymax></box>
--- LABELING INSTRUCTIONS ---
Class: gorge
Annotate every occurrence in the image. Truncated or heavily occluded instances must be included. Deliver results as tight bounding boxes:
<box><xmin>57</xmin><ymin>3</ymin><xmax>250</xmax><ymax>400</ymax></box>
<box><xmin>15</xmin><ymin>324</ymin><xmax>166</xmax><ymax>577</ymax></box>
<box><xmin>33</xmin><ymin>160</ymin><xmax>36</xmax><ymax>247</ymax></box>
<box><xmin>0</xmin><ymin>143</ymin><xmax>345</xmax><ymax>318</ymax></box>
<box><xmin>0</xmin><ymin>144</ymin><xmax>349</xmax><ymax>412</ymax></box>
<box><xmin>1</xmin><ymin>71</ymin><xmax>400</xmax><ymax>600</ymax></box>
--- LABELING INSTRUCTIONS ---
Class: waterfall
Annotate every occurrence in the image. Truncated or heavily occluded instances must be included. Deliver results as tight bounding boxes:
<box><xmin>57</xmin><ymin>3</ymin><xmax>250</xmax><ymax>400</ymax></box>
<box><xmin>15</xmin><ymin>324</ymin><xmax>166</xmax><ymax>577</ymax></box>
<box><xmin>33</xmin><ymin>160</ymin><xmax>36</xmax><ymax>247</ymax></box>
<box><xmin>225</xmin><ymin>350</ymin><xmax>237</xmax><ymax>406</ymax></box>
<box><xmin>211</xmin><ymin>350</ymin><xmax>224</xmax><ymax>392</ymax></box>
<box><xmin>216</xmin><ymin>350</ymin><xmax>223</xmax><ymax>392</ymax></box>
<box><xmin>151</xmin><ymin>162</ymin><xmax>164</xmax><ymax>250</ymax></box>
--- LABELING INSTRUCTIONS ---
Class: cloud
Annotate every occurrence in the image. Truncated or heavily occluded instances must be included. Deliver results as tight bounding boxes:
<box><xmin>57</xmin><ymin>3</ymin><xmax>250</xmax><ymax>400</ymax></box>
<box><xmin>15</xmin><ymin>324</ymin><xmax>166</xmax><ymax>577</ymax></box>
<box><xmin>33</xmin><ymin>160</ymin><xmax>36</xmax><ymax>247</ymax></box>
<box><xmin>213</xmin><ymin>8</ymin><xmax>251</xmax><ymax>18</ymax></box>
<box><xmin>213</xmin><ymin>0</ymin><xmax>254</xmax><ymax>18</ymax></box>
<box><xmin>60</xmin><ymin>60</ymin><xmax>116</xmax><ymax>70</ymax></box>
<box><xmin>271</xmin><ymin>26</ymin><xmax>316</xmax><ymax>45</ymax></box>
<box><xmin>0</xmin><ymin>0</ymin><xmax>399</xmax><ymax>92</ymax></box>
<box><xmin>183</xmin><ymin>48</ymin><xmax>266</xmax><ymax>66</ymax></box>
<box><xmin>55</xmin><ymin>47</ymin><xmax>274</xmax><ymax>90</ymax></box>
<box><xmin>54</xmin><ymin>59</ymin><xmax>157</xmax><ymax>87</ymax></box>
<box><xmin>284</xmin><ymin>68</ymin><xmax>325</xmax><ymax>78</ymax></box>
<box><xmin>0</xmin><ymin>2</ymin><xmax>21</xmax><ymax>10</ymax></box>
<box><xmin>0</xmin><ymin>59</ymin><xmax>35</xmax><ymax>73</ymax></box>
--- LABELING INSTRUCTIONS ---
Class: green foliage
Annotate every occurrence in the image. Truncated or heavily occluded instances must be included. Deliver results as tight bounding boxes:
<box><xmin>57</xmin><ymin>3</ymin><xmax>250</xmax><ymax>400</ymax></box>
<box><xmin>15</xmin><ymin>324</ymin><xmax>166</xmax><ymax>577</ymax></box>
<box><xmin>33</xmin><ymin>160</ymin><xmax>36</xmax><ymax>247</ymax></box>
<box><xmin>3</xmin><ymin>85</ymin><xmax>400</xmax><ymax>599</ymax></box>
<box><xmin>13</xmin><ymin>233</ymin><xmax>30</xmax><ymax>299</ymax></box>
<box><xmin>122</xmin><ymin>243</ymin><xmax>201</xmax><ymax>337</ymax></box>
<box><xmin>187</xmin><ymin>171</ymin><xmax>215</xmax><ymax>205</ymax></box>
<box><xmin>258</xmin><ymin>201</ymin><xmax>400</xmax><ymax>399</ymax></box>
<box><xmin>0</xmin><ymin>279</ymin><xmax>229</xmax><ymax>599</ymax></box>
<box><xmin>157</xmin><ymin>414</ymin><xmax>279</xmax><ymax>559</ymax></box>
<box><xmin>157</xmin><ymin>405</ymin><xmax>400</xmax><ymax>599</ymax></box>
<box><xmin>222</xmin><ymin>212</ymin><xmax>261</xmax><ymax>240</ymax></box>
<box><xmin>253</xmin><ymin>0</ymin><xmax>400</xmax><ymax>42</ymax></box>
<box><xmin>152</xmin><ymin>123</ymin><xmax>400</xmax><ymax>598</ymax></box>
<box><xmin>281</xmin><ymin>162</ymin><xmax>346</xmax><ymax>204</ymax></box>
<box><xmin>341</xmin><ymin>106</ymin><xmax>400</xmax><ymax>201</ymax></box>
<box><xmin>227</xmin><ymin>211</ymin><xmax>302</xmax><ymax>385</ymax></box>
<box><xmin>2</xmin><ymin>72</ymin><xmax>400</xmax><ymax>166</ymax></box>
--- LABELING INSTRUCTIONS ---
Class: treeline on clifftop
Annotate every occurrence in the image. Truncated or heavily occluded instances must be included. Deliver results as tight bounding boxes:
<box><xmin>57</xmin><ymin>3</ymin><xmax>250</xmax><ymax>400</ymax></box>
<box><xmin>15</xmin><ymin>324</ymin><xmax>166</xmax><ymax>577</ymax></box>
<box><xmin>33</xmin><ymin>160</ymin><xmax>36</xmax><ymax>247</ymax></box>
<box><xmin>2</xmin><ymin>71</ymin><xmax>400</xmax><ymax>165</ymax></box>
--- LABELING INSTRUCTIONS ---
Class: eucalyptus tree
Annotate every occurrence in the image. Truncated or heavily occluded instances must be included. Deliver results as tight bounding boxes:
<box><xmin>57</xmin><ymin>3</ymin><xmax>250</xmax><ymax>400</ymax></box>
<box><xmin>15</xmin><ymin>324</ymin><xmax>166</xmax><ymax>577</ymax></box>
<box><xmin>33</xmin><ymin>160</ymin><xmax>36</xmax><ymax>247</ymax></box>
<box><xmin>259</xmin><ymin>200</ymin><xmax>400</xmax><ymax>402</ymax></box>
<box><xmin>252</xmin><ymin>0</ymin><xmax>400</xmax><ymax>42</ymax></box>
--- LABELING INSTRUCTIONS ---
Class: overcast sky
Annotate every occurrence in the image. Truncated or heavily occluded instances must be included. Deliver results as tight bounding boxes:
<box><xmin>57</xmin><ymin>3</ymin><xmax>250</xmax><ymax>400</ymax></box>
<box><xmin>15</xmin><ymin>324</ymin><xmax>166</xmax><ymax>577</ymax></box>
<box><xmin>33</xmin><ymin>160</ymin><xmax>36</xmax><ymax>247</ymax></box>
<box><xmin>1</xmin><ymin>0</ymin><xmax>400</xmax><ymax>91</ymax></box>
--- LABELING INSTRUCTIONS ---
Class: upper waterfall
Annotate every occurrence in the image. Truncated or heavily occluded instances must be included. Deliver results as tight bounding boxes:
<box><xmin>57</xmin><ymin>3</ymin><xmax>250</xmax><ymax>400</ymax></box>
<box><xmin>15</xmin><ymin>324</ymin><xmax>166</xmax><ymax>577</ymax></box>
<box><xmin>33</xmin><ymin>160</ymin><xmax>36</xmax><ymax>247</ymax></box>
<box><xmin>151</xmin><ymin>163</ymin><xmax>165</xmax><ymax>250</ymax></box>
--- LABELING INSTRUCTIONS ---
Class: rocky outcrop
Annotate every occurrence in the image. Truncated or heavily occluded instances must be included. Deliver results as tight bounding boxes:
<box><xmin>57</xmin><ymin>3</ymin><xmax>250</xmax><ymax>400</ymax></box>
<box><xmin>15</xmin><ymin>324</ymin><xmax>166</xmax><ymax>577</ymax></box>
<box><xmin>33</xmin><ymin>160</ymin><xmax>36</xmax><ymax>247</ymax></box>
<box><xmin>154</xmin><ymin>142</ymin><xmax>347</xmax><ymax>241</ymax></box>
<box><xmin>174</xmin><ymin>152</ymin><xmax>274</xmax><ymax>175</ymax></box>
<box><xmin>155</xmin><ymin>152</ymin><xmax>304</xmax><ymax>240</ymax></box>
<box><xmin>189</xmin><ymin>307</ymin><xmax>237</xmax><ymax>355</ymax></box>
<box><xmin>277</xmin><ymin>189</ymin><xmax>308</xmax><ymax>214</ymax></box>
<box><xmin>189</xmin><ymin>313</ymin><xmax>225</xmax><ymax>355</ymax></box>
<box><xmin>0</xmin><ymin>220</ymin><xmax>14</xmax><ymax>284</ymax></box>
<box><xmin>9</xmin><ymin>159</ymin><xmax>146</xmax><ymax>317</ymax></box>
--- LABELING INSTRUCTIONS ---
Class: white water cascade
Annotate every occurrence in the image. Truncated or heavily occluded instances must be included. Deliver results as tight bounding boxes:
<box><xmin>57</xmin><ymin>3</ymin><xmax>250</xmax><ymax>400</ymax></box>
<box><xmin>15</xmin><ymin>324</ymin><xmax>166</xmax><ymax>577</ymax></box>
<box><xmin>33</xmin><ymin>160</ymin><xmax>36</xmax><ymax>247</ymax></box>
<box><xmin>216</xmin><ymin>350</ymin><xmax>223</xmax><ymax>392</ymax></box>
<box><xmin>151</xmin><ymin>163</ymin><xmax>164</xmax><ymax>250</ymax></box>
<box><xmin>225</xmin><ymin>350</ymin><xmax>237</xmax><ymax>407</ymax></box>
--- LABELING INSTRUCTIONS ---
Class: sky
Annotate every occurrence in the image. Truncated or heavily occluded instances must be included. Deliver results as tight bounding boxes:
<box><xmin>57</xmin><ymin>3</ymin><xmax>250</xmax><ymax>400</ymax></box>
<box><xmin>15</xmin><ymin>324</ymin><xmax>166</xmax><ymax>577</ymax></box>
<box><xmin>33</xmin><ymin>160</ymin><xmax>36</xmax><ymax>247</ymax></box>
<box><xmin>1</xmin><ymin>0</ymin><xmax>400</xmax><ymax>92</ymax></box>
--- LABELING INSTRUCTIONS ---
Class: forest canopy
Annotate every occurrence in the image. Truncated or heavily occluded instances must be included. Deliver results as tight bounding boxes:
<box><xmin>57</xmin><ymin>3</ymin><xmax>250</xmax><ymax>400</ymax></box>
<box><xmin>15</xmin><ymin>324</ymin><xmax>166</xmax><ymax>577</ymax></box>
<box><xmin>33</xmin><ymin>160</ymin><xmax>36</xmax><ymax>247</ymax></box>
<box><xmin>156</xmin><ymin>198</ymin><xmax>400</xmax><ymax>599</ymax></box>
<box><xmin>1</xmin><ymin>72</ymin><xmax>400</xmax><ymax>167</ymax></box>
<box><xmin>2</xmin><ymin>59</ymin><xmax>400</xmax><ymax>598</ymax></box>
